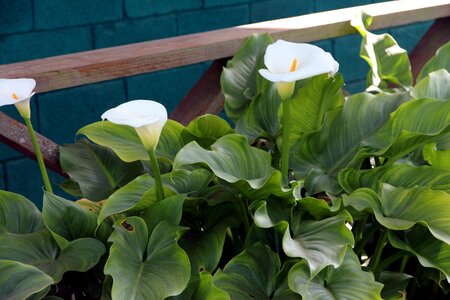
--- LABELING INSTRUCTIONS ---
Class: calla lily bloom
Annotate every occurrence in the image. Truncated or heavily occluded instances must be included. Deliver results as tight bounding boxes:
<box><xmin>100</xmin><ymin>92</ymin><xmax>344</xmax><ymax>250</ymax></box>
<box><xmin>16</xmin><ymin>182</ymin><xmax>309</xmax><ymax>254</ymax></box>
<box><xmin>101</xmin><ymin>100</ymin><xmax>168</xmax><ymax>151</ymax></box>
<box><xmin>0</xmin><ymin>78</ymin><xmax>36</xmax><ymax>118</ymax></box>
<box><xmin>259</xmin><ymin>40</ymin><xmax>339</xmax><ymax>99</ymax></box>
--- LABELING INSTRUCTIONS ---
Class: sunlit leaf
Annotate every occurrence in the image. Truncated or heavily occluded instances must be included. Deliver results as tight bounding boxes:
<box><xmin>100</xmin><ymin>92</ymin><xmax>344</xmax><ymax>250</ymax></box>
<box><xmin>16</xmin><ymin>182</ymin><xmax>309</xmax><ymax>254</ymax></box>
<box><xmin>411</xmin><ymin>69</ymin><xmax>450</xmax><ymax>100</ymax></box>
<box><xmin>288</xmin><ymin>248</ymin><xmax>383</xmax><ymax>299</ymax></box>
<box><xmin>282</xmin><ymin>211</ymin><xmax>354</xmax><ymax>277</ymax></box>
<box><xmin>104</xmin><ymin>217</ymin><xmax>190</xmax><ymax>299</ymax></box>
<box><xmin>222</xmin><ymin>33</ymin><xmax>273</xmax><ymax>121</ymax></box>
<box><xmin>417</xmin><ymin>41</ymin><xmax>450</xmax><ymax>81</ymax></box>
<box><xmin>183</xmin><ymin>114</ymin><xmax>234</xmax><ymax>148</ymax></box>
<box><xmin>423</xmin><ymin>143</ymin><xmax>450</xmax><ymax>170</ymax></box>
<box><xmin>344</xmin><ymin>184</ymin><xmax>450</xmax><ymax>244</ymax></box>
<box><xmin>60</xmin><ymin>139</ymin><xmax>143</xmax><ymax>201</ymax></box>
<box><xmin>174</xmin><ymin>134</ymin><xmax>275</xmax><ymax>189</ymax></box>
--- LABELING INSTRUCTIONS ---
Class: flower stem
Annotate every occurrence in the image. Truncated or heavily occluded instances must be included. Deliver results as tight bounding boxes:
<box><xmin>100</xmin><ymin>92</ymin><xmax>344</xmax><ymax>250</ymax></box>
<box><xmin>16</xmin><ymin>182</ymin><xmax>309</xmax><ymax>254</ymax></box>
<box><xmin>147</xmin><ymin>149</ymin><xmax>164</xmax><ymax>201</ymax></box>
<box><xmin>371</xmin><ymin>230</ymin><xmax>388</xmax><ymax>270</ymax></box>
<box><xmin>24</xmin><ymin>118</ymin><xmax>53</xmax><ymax>193</ymax></box>
<box><xmin>281</xmin><ymin>98</ymin><xmax>292</xmax><ymax>185</ymax></box>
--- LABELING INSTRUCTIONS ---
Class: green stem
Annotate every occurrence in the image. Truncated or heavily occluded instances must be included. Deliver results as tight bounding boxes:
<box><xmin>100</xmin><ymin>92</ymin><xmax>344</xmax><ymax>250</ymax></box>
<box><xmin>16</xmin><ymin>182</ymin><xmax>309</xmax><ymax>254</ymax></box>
<box><xmin>281</xmin><ymin>98</ymin><xmax>292</xmax><ymax>185</ymax></box>
<box><xmin>399</xmin><ymin>255</ymin><xmax>409</xmax><ymax>273</ymax></box>
<box><xmin>238</xmin><ymin>195</ymin><xmax>250</xmax><ymax>234</ymax></box>
<box><xmin>371</xmin><ymin>230</ymin><xmax>388</xmax><ymax>270</ymax></box>
<box><xmin>147</xmin><ymin>149</ymin><xmax>164</xmax><ymax>201</ymax></box>
<box><xmin>377</xmin><ymin>251</ymin><xmax>406</xmax><ymax>271</ymax></box>
<box><xmin>354</xmin><ymin>223</ymin><xmax>377</xmax><ymax>255</ymax></box>
<box><xmin>24</xmin><ymin>118</ymin><xmax>53</xmax><ymax>193</ymax></box>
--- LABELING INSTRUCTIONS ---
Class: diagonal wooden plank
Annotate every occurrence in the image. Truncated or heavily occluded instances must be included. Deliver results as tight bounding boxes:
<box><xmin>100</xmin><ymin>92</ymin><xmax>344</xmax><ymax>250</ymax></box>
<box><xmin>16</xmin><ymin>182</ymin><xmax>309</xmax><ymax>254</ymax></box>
<box><xmin>0</xmin><ymin>112</ymin><xmax>64</xmax><ymax>175</ymax></box>
<box><xmin>0</xmin><ymin>0</ymin><xmax>448</xmax><ymax>93</ymax></box>
<box><xmin>409</xmin><ymin>17</ymin><xmax>450</xmax><ymax>81</ymax></box>
<box><xmin>170</xmin><ymin>58</ymin><xmax>227</xmax><ymax>125</ymax></box>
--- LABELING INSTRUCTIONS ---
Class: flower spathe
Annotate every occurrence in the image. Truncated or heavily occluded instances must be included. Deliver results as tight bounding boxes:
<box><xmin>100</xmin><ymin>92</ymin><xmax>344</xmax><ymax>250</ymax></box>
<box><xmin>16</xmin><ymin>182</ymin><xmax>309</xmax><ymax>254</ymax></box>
<box><xmin>0</xmin><ymin>78</ymin><xmax>36</xmax><ymax>118</ymax></box>
<box><xmin>101</xmin><ymin>100</ymin><xmax>168</xmax><ymax>151</ymax></box>
<box><xmin>259</xmin><ymin>40</ymin><xmax>339</xmax><ymax>99</ymax></box>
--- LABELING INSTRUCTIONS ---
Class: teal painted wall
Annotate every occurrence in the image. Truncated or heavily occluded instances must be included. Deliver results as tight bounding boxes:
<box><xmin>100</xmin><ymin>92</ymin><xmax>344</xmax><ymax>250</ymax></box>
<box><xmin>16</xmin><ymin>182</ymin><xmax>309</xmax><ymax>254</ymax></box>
<box><xmin>0</xmin><ymin>0</ymin><xmax>432</xmax><ymax>206</ymax></box>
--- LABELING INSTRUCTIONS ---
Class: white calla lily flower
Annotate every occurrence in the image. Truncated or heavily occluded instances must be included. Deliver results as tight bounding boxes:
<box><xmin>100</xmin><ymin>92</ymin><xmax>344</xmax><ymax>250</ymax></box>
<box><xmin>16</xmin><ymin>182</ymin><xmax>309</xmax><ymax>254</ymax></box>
<box><xmin>101</xmin><ymin>100</ymin><xmax>168</xmax><ymax>151</ymax></box>
<box><xmin>259</xmin><ymin>40</ymin><xmax>339</xmax><ymax>99</ymax></box>
<box><xmin>0</xmin><ymin>78</ymin><xmax>36</xmax><ymax>118</ymax></box>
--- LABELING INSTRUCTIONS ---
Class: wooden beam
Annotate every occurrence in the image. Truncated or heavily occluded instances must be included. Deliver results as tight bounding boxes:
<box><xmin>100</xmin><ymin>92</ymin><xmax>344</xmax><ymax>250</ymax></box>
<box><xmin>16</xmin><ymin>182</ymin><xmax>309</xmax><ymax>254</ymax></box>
<box><xmin>170</xmin><ymin>58</ymin><xmax>227</xmax><ymax>125</ymax></box>
<box><xmin>410</xmin><ymin>17</ymin><xmax>450</xmax><ymax>81</ymax></box>
<box><xmin>0</xmin><ymin>0</ymin><xmax>448</xmax><ymax>93</ymax></box>
<box><xmin>0</xmin><ymin>112</ymin><xmax>64</xmax><ymax>175</ymax></box>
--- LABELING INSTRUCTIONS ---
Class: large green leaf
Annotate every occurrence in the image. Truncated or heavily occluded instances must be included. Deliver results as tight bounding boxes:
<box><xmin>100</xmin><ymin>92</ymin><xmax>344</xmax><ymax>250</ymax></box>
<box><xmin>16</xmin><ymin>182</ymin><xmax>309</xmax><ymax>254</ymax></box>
<box><xmin>423</xmin><ymin>143</ymin><xmax>450</xmax><ymax>170</ymax></box>
<box><xmin>365</xmin><ymin>98</ymin><xmax>450</xmax><ymax>161</ymax></box>
<box><xmin>417</xmin><ymin>41</ymin><xmax>450</xmax><ymax>81</ymax></box>
<box><xmin>411</xmin><ymin>69</ymin><xmax>450</xmax><ymax>100</ymax></box>
<box><xmin>352</xmin><ymin>13</ymin><xmax>412</xmax><ymax>89</ymax></box>
<box><xmin>222</xmin><ymin>33</ymin><xmax>273</xmax><ymax>121</ymax></box>
<box><xmin>79</xmin><ymin>120</ymin><xmax>186</xmax><ymax>162</ymax></box>
<box><xmin>339</xmin><ymin>163</ymin><xmax>450</xmax><ymax>194</ymax></box>
<box><xmin>235</xmin><ymin>82</ymin><xmax>280</xmax><ymax>139</ymax></box>
<box><xmin>288</xmin><ymin>248</ymin><xmax>383</xmax><ymax>299</ymax></box>
<box><xmin>0</xmin><ymin>259</ymin><xmax>54</xmax><ymax>299</ymax></box>
<box><xmin>104</xmin><ymin>217</ymin><xmax>191</xmax><ymax>300</ymax></box>
<box><xmin>98</xmin><ymin>174</ymin><xmax>154</xmax><ymax>225</ymax></box>
<box><xmin>389</xmin><ymin>226</ymin><xmax>450</xmax><ymax>282</ymax></box>
<box><xmin>162</xmin><ymin>169</ymin><xmax>213</xmax><ymax>195</ymax></box>
<box><xmin>141</xmin><ymin>194</ymin><xmax>186</xmax><ymax>234</ymax></box>
<box><xmin>291</xmin><ymin>91</ymin><xmax>410</xmax><ymax>194</ymax></box>
<box><xmin>182</xmin><ymin>114</ymin><xmax>234</xmax><ymax>148</ymax></box>
<box><xmin>290</xmin><ymin>73</ymin><xmax>344</xmax><ymax>140</ymax></box>
<box><xmin>193</xmin><ymin>272</ymin><xmax>230</xmax><ymax>300</ymax></box>
<box><xmin>43</xmin><ymin>192</ymin><xmax>98</xmax><ymax>247</ymax></box>
<box><xmin>174</xmin><ymin>134</ymin><xmax>275</xmax><ymax>189</ymax></box>
<box><xmin>0</xmin><ymin>231</ymin><xmax>104</xmax><ymax>282</ymax></box>
<box><xmin>282</xmin><ymin>211</ymin><xmax>354</xmax><ymax>278</ymax></box>
<box><xmin>213</xmin><ymin>243</ymin><xmax>280</xmax><ymax>299</ymax></box>
<box><xmin>0</xmin><ymin>190</ymin><xmax>43</xmax><ymax>234</ymax></box>
<box><xmin>59</xmin><ymin>139</ymin><xmax>143</xmax><ymax>201</ymax></box>
<box><xmin>343</xmin><ymin>184</ymin><xmax>450</xmax><ymax>245</ymax></box>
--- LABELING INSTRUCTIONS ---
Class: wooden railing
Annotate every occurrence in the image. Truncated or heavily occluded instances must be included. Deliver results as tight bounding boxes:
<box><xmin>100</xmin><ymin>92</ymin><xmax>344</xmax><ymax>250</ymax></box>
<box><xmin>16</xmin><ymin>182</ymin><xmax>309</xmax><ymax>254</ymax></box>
<box><xmin>0</xmin><ymin>0</ymin><xmax>449</xmax><ymax>175</ymax></box>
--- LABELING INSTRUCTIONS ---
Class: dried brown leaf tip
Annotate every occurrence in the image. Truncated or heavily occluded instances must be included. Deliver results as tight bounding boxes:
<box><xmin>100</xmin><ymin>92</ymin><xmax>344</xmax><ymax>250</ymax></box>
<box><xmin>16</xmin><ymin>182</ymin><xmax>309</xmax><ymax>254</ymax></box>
<box><xmin>121</xmin><ymin>220</ymin><xmax>134</xmax><ymax>232</ymax></box>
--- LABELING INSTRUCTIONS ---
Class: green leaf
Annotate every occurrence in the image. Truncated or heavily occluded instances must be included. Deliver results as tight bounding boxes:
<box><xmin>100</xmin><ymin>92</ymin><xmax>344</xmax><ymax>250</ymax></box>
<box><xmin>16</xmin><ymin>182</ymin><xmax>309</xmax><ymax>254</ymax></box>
<box><xmin>0</xmin><ymin>230</ymin><xmax>105</xmax><ymax>282</ymax></box>
<box><xmin>339</xmin><ymin>164</ymin><xmax>450</xmax><ymax>194</ymax></box>
<box><xmin>288</xmin><ymin>248</ymin><xmax>383</xmax><ymax>299</ymax></box>
<box><xmin>0</xmin><ymin>190</ymin><xmax>44</xmax><ymax>234</ymax></box>
<box><xmin>43</xmin><ymin>192</ymin><xmax>98</xmax><ymax>246</ymax></box>
<box><xmin>104</xmin><ymin>217</ymin><xmax>191</xmax><ymax>300</ymax></box>
<box><xmin>365</xmin><ymin>98</ymin><xmax>450</xmax><ymax>161</ymax></box>
<box><xmin>411</xmin><ymin>69</ymin><xmax>450</xmax><ymax>100</ymax></box>
<box><xmin>290</xmin><ymin>73</ymin><xmax>344</xmax><ymax>139</ymax></box>
<box><xmin>79</xmin><ymin>120</ymin><xmax>186</xmax><ymax>163</ymax></box>
<box><xmin>291</xmin><ymin>91</ymin><xmax>410</xmax><ymax>195</ymax></box>
<box><xmin>254</xmin><ymin>196</ymin><xmax>295</xmax><ymax>229</ymax></box>
<box><xmin>377</xmin><ymin>271</ymin><xmax>412</xmax><ymax>300</ymax></box>
<box><xmin>344</xmin><ymin>184</ymin><xmax>450</xmax><ymax>244</ymax></box>
<box><xmin>98</xmin><ymin>174</ymin><xmax>154</xmax><ymax>225</ymax></box>
<box><xmin>282</xmin><ymin>211</ymin><xmax>354</xmax><ymax>277</ymax></box>
<box><xmin>417</xmin><ymin>41</ymin><xmax>450</xmax><ymax>81</ymax></box>
<box><xmin>0</xmin><ymin>260</ymin><xmax>54</xmax><ymax>299</ymax></box>
<box><xmin>213</xmin><ymin>243</ymin><xmax>281</xmax><ymax>299</ymax></box>
<box><xmin>273</xmin><ymin>260</ymin><xmax>302</xmax><ymax>300</ymax></box>
<box><xmin>423</xmin><ymin>143</ymin><xmax>450</xmax><ymax>170</ymax></box>
<box><xmin>174</xmin><ymin>134</ymin><xmax>275</xmax><ymax>189</ymax></box>
<box><xmin>183</xmin><ymin>114</ymin><xmax>234</xmax><ymax>148</ymax></box>
<box><xmin>389</xmin><ymin>226</ymin><xmax>450</xmax><ymax>282</ymax></box>
<box><xmin>222</xmin><ymin>33</ymin><xmax>274</xmax><ymax>121</ymax></box>
<box><xmin>142</xmin><ymin>194</ymin><xmax>186</xmax><ymax>234</ymax></box>
<box><xmin>60</xmin><ymin>139</ymin><xmax>143</xmax><ymax>201</ymax></box>
<box><xmin>352</xmin><ymin>12</ymin><xmax>412</xmax><ymax>89</ymax></box>
<box><xmin>162</xmin><ymin>168</ymin><xmax>213</xmax><ymax>195</ymax></box>
<box><xmin>194</xmin><ymin>272</ymin><xmax>230</xmax><ymax>300</ymax></box>
<box><xmin>235</xmin><ymin>82</ymin><xmax>280</xmax><ymax>139</ymax></box>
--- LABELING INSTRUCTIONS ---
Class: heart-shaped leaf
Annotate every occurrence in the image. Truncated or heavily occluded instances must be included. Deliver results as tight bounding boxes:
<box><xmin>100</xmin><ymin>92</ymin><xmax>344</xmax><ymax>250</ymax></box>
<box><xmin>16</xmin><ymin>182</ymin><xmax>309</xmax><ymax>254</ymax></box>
<box><xmin>141</xmin><ymin>194</ymin><xmax>186</xmax><ymax>234</ymax></box>
<box><xmin>183</xmin><ymin>114</ymin><xmax>234</xmax><ymax>148</ymax></box>
<box><xmin>288</xmin><ymin>247</ymin><xmax>383</xmax><ymax>299</ymax></box>
<box><xmin>59</xmin><ymin>139</ymin><xmax>143</xmax><ymax>201</ymax></box>
<box><xmin>174</xmin><ymin>134</ymin><xmax>275</xmax><ymax>189</ymax></box>
<box><xmin>104</xmin><ymin>217</ymin><xmax>191</xmax><ymax>299</ymax></box>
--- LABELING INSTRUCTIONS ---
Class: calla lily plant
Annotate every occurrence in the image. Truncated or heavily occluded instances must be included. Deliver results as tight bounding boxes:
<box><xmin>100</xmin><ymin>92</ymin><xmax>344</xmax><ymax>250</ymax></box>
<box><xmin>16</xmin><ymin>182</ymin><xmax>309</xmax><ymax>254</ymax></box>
<box><xmin>259</xmin><ymin>40</ymin><xmax>339</xmax><ymax>183</ymax></box>
<box><xmin>0</xmin><ymin>78</ymin><xmax>53</xmax><ymax>193</ymax></box>
<box><xmin>101</xmin><ymin>100</ymin><xmax>168</xmax><ymax>200</ymax></box>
